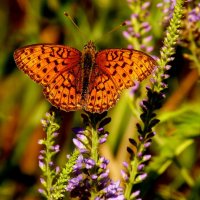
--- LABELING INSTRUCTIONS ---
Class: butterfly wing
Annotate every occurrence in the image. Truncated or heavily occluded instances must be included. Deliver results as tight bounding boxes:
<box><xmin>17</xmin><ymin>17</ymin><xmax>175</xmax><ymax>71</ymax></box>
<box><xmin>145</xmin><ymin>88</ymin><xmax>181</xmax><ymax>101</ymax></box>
<box><xmin>14</xmin><ymin>44</ymin><xmax>83</xmax><ymax>111</ymax></box>
<box><xmin>96</xmin><ymin>49</ymin><xmax>156</xmax><ymax>88</ymax></box>
<box><xmin>85</xmin><ymin>49</ymin><xmax>156</xmax><ymax>113</ymax></box>
<box><xmin>84</xmin><ymin>66</ymin><xmax>120</xmax><ymax>113</ymax></box>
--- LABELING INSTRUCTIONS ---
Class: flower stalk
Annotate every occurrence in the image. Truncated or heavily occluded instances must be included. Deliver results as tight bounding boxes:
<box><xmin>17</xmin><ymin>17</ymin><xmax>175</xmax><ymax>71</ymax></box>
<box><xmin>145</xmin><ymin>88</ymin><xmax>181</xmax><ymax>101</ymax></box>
<box><xmin>123</xmin><ymin>0</ymin><xmax>185</xmax><ymax>199</ymax></box>
<box><xmin>38</xmin><ymin>112</ymin><xmax>79</xmax><ymax>200</ymax></box>
<box><xmin>67</xmin><ymin>112</ymin><xmax>124</xmax><ymax>199</ymax></box>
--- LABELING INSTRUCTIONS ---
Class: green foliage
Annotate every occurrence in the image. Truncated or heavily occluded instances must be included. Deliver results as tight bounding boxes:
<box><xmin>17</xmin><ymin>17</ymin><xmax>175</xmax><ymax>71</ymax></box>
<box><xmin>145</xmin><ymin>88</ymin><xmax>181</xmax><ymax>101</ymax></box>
<box><xmin>39</xmin><ymin>113</ymin><xmax>79</xmax><ymax>199</ymax></box>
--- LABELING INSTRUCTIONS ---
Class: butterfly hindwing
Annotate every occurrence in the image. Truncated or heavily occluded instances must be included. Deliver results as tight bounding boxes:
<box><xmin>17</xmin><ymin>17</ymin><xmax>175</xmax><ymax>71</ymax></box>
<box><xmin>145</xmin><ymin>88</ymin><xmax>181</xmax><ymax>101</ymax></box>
<box><xmin>43</xmin><ymin>67</ymin><xmax>82</xmax><ymax>111</ymax></box>
<box><xmin>85</xmin><ymin>66</ymin><xmax>120</xmax><ymax>113</ymax></box>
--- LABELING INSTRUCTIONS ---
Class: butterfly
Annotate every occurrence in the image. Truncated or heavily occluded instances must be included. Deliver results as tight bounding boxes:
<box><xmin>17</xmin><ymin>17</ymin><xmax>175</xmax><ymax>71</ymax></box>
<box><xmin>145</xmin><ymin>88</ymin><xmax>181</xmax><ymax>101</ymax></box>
<box><xmin>14</xmin><ymin>41</ymin><xmax>156</xmax><ymax>113</ymax></box>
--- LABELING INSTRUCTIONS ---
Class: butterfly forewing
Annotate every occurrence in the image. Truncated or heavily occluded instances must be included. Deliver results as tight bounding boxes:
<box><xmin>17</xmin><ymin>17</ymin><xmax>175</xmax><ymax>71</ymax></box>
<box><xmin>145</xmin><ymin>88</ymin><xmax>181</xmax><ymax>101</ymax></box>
<box><xmin>14</xmin><ymin>44</ymin><xmax>83</xmax><ymax>111</ymax></box>
<box><xmin>96</xmin><ymin>49</ymin><xmax>156</xmax><ymax>87</ymax></box>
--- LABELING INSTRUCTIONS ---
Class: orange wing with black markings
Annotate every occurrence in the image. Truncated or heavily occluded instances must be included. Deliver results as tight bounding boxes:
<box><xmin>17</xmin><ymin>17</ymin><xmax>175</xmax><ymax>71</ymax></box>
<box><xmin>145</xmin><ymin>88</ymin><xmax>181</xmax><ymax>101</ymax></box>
<box><xmin>84</xmin><ymin>49</ymin><xmax>156</xmax><ymax>113</ymax></box>
<box><xmin>14</xmin><ymin>42</ymin><xmax>156</xmax><ymax>113</ymax></box>
<box><xmin>14</xmin><ymin>44</ymin><xmax>83</xmax><ymax>111</ymax></box>
<box><xmin>85</xmin><ymin>65</ymin><xmax>120</xmax><ymax>113</ymax></box>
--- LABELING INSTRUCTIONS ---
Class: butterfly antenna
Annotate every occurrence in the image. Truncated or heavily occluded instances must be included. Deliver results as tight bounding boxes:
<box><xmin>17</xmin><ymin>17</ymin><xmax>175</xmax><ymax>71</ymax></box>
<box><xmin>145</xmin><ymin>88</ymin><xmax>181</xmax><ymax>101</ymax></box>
<box><xmin>106</xmin><ymin>21</ymin><xmax>127</xmax><ymax>35</ymax></box>
<box><xmin>64</xmin><ymin>12</ymin><xmax>87</xmax><ymax>40</ymax></box>
<box><xmin>94</xmin><ymin>21</ymin><xmax>127</xmax><ymax>43</ymax></box>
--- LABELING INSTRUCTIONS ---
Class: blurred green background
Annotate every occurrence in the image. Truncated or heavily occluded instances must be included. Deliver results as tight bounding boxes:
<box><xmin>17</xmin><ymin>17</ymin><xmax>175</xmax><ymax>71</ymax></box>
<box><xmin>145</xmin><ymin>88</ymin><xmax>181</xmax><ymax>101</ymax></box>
<box><xmin>0</xmin><ymin>0</ymin><xmax>200</xmax><ymax>200</ymax></box>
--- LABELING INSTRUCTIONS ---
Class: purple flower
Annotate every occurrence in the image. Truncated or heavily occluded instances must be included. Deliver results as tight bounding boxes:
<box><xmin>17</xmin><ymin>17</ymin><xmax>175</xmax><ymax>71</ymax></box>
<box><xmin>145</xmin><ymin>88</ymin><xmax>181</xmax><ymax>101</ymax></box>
<box><xmin>99</xmin><ymin>137</ymin><xmax>107</xmax><ymax>144</ymax></box>
<box><xmin>85</xmin><ymin>158</ymin><xmax>95</xmax><ymax>169</ymax></box>
<box><xmin>55</xmin><ymin>166</ymin><xmax>60</xmax><ymax>174</ymax></box>
<box><xmin>73</xmin><ymin>154</ymin><xmax>84</xmax><ymax>170</ymax></box>
<box><xmin>40</xmin><ymin>178</ymin><xmax>46</xmax><ymax>185</ymax></box>
<box><xmin>124</xmin><ymin>0</ymin><xmax>153</xmax><ymax>53</ymax></box>
<box><xmin>143</xmin><ymin>154</ymin><xmax>151</xmax><ymax>161</ymax></box>
<box><xmin>66</xmin><ymin>174</ymin><xmax>83</xmax><ymax>191</ymax></box>
<box><xmin>141</xmin><ymin>2</ymin><xmax>150</xmax><ymax>10</ymax></box>
<box><xmin>136</xmin><ymin>173</ymin><xmax>147</xmax><ymax>182</ymax></box>
<box><xmin>121</xmin><ymin>170</ymin><xmax>129</xmax><ymax>181</ymax></box>
<box><xmin>98</xmin><ymin>170</ymin><xmax>109</xmax><ymax>180</ymax></box>
<box><xmin>69</xmin><ymin>134</ymin><xmax>121</xmax><ymax>196</ymax></box>
<box><xmin>98</xmin><ymin>127</ymin><xmax>104</xmax><ymax>132</ymax></box>
<box><xmin>50</xmin><ymin>144</ymin><xmax>60</xmax><ymax>152</ymax></box>
<box><xmin>179</xmin><ymin>3</ymin><xmax>200</xmax><ymax>59</ymax></box>
<box><xmin>123</xmin><ymin>31</ymin><xmax>132</xmax><ymax>40</ymax></box>
<box><xmin>38</xmin><ymin>188</ymin><xmax>45</xmax><ymax>195</ymax></box>
<box><xmin>38</xmin><ymin>155</ymin><xmax>44</xmax><ymax>160</ymax></box>
<box><xmin>137</xmin><ymin>164</ymin><xmax>145</xmax><ymax>171</ymax></box>
<box><xmin>131</xmin><ymin>190</ymin><xmax>140</xmax><ymax>198</ymax></box>
<box><xmin>103</xmin><ymin>181</ymin><xmax>125</xmax><ymax>199</ymax></box>
<box><xmin>66</xmin><ymin>154</ymin><xmax>124</xmax><ymax>199</ymax></box>
<box><xmin>122</xmin><ymin>161</ymin><xmax>129</xmax><ymax>168</ymax></box>
<box><xmin>73</xmin><ymin>138</ymin><xmax>88</xmax><ymax>153</ymax></box>
<box><xmin>99</xmin><ymin>156</ymin><xmax>109</xmax><ymax>169</ymax></box>
<box><xmin>157</xmin><ymin>0</ymin><xmax>176</xmax><ymax>23</ymax></box>
<box><xmin>66</xmin><ymin>112</ymin><xmax>124</xmax><ymax>199</ymax></box>
<box><xmin>144</xmin><ymin>141</ymin><xmax>151</xmax><ymax>148</ymax></box>
<box><xmin>39</xmin><ymin>160</ymin><xmax>45</xmax><ymax>170</ymax></box>
<box><xmin>188</xmin><ymin>3</ymin><xmax>200</xmax><ymax>22</ymax></box>
<box><xmin>137</xmin><ymin>152</ymin><xmax>143</xmax><ymax>158</ymax></box>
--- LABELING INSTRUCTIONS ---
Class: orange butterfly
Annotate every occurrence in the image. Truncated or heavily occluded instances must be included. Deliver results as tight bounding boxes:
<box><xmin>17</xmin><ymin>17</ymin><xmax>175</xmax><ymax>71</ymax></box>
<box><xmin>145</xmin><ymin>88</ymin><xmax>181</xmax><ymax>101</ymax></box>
<box><xmin>14</xmin><ymin>41</ymin><xmax>156</xmax><ymax>113</ymax></box>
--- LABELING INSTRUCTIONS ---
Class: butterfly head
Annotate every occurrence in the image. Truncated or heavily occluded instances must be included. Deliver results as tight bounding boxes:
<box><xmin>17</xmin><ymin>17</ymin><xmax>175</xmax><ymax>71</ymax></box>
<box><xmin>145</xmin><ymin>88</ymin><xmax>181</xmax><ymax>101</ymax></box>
<box><xmin>83</xmin><ymin>41</ymin><xmax>96</xmax><ymax>53</ymax></box>
<box><xmin>82</xmin><ymin>41</ymin><xmax>96</xmax><ymax>66</ymax></box>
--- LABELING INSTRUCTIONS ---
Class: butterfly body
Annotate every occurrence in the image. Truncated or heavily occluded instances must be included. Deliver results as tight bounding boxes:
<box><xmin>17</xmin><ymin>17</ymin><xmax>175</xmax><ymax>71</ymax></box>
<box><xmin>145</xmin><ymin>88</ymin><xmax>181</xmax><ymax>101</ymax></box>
<box><xmin>14</xmin><ymin>41</ymin><xmax>156</xmax><ymax>113</ymax></box>
<box><xmin>81</xmin><ymin>41</ymin><xmax>96</xmax><ymax>101</ymax></box>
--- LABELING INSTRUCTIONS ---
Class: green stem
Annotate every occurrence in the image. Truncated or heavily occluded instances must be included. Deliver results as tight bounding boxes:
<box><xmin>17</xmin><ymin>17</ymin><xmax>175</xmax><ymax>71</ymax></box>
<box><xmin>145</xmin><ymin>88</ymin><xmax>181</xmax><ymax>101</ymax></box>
<box><xmin>91</xmin><ymin>126</ymin><xmax>99</xmax><ymax>164</ymax></box>
<box><xmin>45</xmin><ymin>127</ymin><xmax>54</xmax><ymax>199</ymax></box>
<box><xmin>90</xmin><ymin>126</ymin><xmax>100</xmax><ymax>199</ymax></box>
<box><xmin>124</xmin><ymin>144</ymin><xmax>143</xmax><ymax>199</ymax></box>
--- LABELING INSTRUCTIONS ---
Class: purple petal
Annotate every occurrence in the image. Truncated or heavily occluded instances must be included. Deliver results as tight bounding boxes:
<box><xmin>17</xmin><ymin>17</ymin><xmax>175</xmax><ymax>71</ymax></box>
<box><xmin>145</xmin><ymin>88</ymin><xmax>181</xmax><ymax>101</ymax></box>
<box><xmin>99</xmin><ymin>137</ymin><xmax>107</xmax><ymax>144</ymax></box>
<box><xmin>144</xmin><ymin>142</ymin><xmax>151</xmax><ymax>148</ymax></box>
<box><xmin>40</xmin><ymin>178</ymin><xmax>46</xmax><ymax>185</ymax></box>
<box><xmin>137</xmin><ymin>173</ymin><xmax>147</xmax><ymax>181</ymax></box>
<box><xmin>39</xmin><ymin>161</ymin><xmax>45</xmax><ymax>170</ymax></box>
<box><xmin>143</xmin><ymin>154</ymin><xmax>151</xmax><ymax>161</ymax></box>
<box><xmin>122</xmin><ymin>161</ymin><xmax>129</xmax><ymax>168</ymax></box>
<box><xmin>38</xmin><ymin>155</ymin><xmax>44</xmax><ymax>160</ymax></box>
<box><xmin>73</xmin><ymin>138</ymin><xmax>86</xmax><ymax>150</ymax></box>
<box><xmin>38</xmin><ymin>188</ymin><xmax>45</xmax><ymax>194</ymax></box>
<box><xmin>123</xmin><ymin>31</ymin><xmax>131</xmax><ymax>39</ymax></box>
<box><xmin>98</xmin><ymin>127</ymin><xmax>104</xmax><ymax>132</ymax></box>
<box><xmin>137</xmin><ymin>164</ymin><xmax>145</xmax><ymax>171</ymax></box>
<box><xmin>76</xmin><ymin>134</ymin><xmax>88</xmax><ymax>142</ymax></box>
<box><xmin>131</xmin><ymin>190</ymin><xmax>140</xmax><ymax>198</ymax></box>
<box><xmin>85</xmin><ymin>158</ymin><xmax>95</xmax><ymax>169</ymax></box>
<box><xmin>131</xmin><ymin>13</ymin><xmax>139</xmax><ymax>19</ymax></box>
<box><xmin>99</xmin><ymin>170</ymin><xmax>109</xmax><ymax>180</ymax></box>
<box><xmin>121</xmin><ymin>170</ymin><xmax>129</xmax><ymax>181</ymax></box>
<box><xmin>53</xmin><ymin>132</ymin><xmax>59</xmax><ymax>137</ymax></box>
<box><xmin>141</xmin><ymin>2</ymin><xmax>150</xmax><ymax>10</ymax></box>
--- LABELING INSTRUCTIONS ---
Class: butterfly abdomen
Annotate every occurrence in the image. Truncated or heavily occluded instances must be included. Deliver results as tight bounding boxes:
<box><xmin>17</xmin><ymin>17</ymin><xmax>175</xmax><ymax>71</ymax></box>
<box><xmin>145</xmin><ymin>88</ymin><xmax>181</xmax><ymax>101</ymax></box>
<box><xmin>81</xmin><ymin>52</ymin><xmax>93</xmax><ymax>100</ymax></box>
<box><xmin>81</xmin><ymin>42</ymin><xmax>96</xmax><ymax>101</ymax></box>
